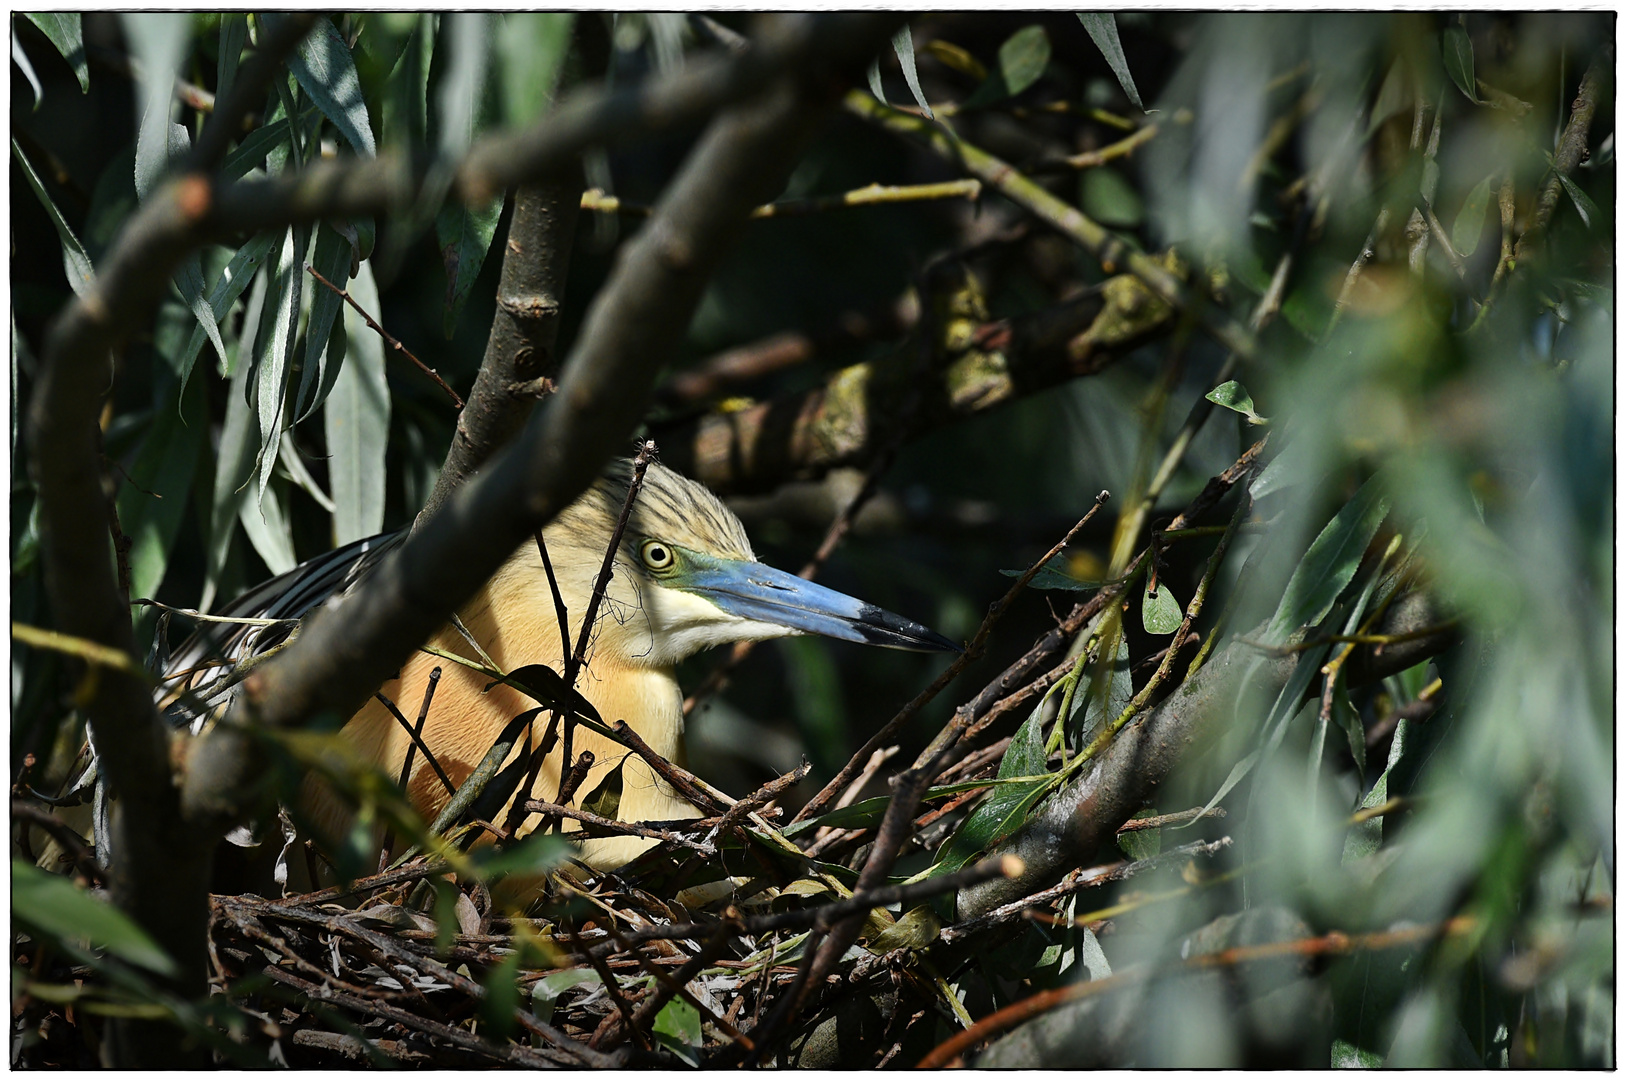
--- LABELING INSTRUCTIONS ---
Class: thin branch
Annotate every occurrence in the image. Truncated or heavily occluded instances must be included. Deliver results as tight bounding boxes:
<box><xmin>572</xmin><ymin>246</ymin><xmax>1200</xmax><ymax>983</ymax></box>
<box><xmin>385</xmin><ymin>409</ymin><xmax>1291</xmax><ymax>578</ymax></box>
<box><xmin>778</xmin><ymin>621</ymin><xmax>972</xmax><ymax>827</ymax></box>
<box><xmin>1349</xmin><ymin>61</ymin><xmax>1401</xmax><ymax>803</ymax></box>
<box><xmin>582</xmin><ymin>178</ymin><xmax>982</xmax><ymax>219</ymax></box>
<box><xmin>1513</xmin><ymin>48</ymin><xmax>1609</xmax><ymax>264</ymax></box>
<box><xmin>918</xmin><ymin>915</ymin><xmax>1477</xmax><ymax>1067</ymax></box>
<box><xmin>609</xmin><ymin>720</ymin><xmax>730</xmax><ymax>817</ymax></box>
<box><xmin>307</xmin><ymin>264</ymin><xmax>463</xmax><ymax>408</ymax></box>
<box><xmin>521</xmin><ymin>799</ymin><xmax>712</xmax><ymax>853</ymax></box>
<box><xmin>372</xmin><ymin>690</ymin><xmax>455</xmax><ymax>797</ymax></box>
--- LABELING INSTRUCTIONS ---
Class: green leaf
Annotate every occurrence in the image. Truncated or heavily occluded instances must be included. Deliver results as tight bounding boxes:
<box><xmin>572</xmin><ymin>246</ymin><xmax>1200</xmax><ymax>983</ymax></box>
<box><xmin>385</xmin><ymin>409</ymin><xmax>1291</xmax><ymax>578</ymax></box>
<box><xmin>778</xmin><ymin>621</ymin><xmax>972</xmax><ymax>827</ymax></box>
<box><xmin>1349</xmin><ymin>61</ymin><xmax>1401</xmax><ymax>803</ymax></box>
<box><xmin>13</xmin><ymin>28</ymin><xmax>43</xmax><ymax>109</ymax></box>
<box><xmin>1141</xmin><ymin>582</ymin><xmax>1182</xmax><ymax>635</ymax></box>
<box><xmin>479</xmin><ymin>949</ymin><xmax>522</xmax><ymax>1040</ymax></box>
<box><xmin>532</xmin><ymin>968</ymin><xmax>600</xmax><ymax>1026</ymax></box>
<box><xmin>174</xmin><ymin>252</ymin><xmax>227</xmax><ymax>389</ymax></box>
<box><xmin>24</xmin><ymin>13</ymin><xmax>87</xmax><ymax>91</ymax></box>
<box><xmin>11</xmin><ymin>137</ymin><xmax>94</xmax><ymax>297</ymax></box>
<box><xmin>435</xmin><ymin>194</ymin><xmax>505</xmax><ymax>337</ymax></box>
<box><xmin>653</xmin><ymin>996</ymin><xmax>702</xmax><ymax>1047</ymax></box>
<box><xmin>496</xmin><ymin>13</ymin><xmax>574</xmax><ymax>129</ymax></box>
<box><xmin>891</xmin><ymin>25</ymin><xmax>932</xmax><ymax>119</ymax></box>
<box><xmin>1333</xmin><ymin>1039</ymin><xmax>1385</xmax><ymax>1068</ymax></box>
<box><xmin>1334</xmin><ymin>688</ymin><xmax>1366</xmax><ymax>788</ymax></box>
<box><xmin>1450</xmin><ymin>176</ymin><xmax>1494</xmax><ymax>257</ymax></box>
<box><xmin>119</xmin><ymin>13</ymin><xmax>189</xmax><ymax>187</ymax></box>
<box><xmin>1265</xmin><ymin>475</ymin><xmax>1390</xmax><ymax>643</ymax></box>
<box><xmin>1341</xmin><ymin>768</ymin><xmax>1387</xmax><ymax>863</ymax></box>
<box><xmin>215</xmin><ymin>13</ymin><xmax>246</xmax><ymax>105</ymax></box>
<box><xmin>780</xmin><ymin>779</ymin><xmax>1033</xmax><ymax>839</ymax></box>
<box><xmin>275</xmin><ymin>13</ymin><xmax>376</xmax><ymax>157</ymax></box>
<box><xmin>221</xmin><ymin>104</ymin><xmax>321</xmax><ymax>181</ymax></box>
<box><xmin>201</xmin><ymin>348</ymin><xmax>256</xmax><ymax>610</ymax></box>
<box><xmin>1205</xmin><ymin>380</ymin><xmax>1268</xmax><ymax>425</ymax></box>
<box><xmin>934</xmin><ymin>775</ymin><xmax>1057</xmax><ymax>875</ymax></box>
<box><xmin>1081</xmin><ymin>166</ymin><xmax>1144</xmax><ymax>228</ymax></box>
<box><xmin>468</xmin><ymin>833</ymin><xmax>570</xmax><ymax>879</ymax></box>
<box><xmin>437</xmin><ymin>12</ymin><xmax>493</xmax><ymax>159</ymax></box>
<box><xmin>1075</xmin><ymin>628</ymin><xmax>1131</xmax><ymax>747</ymax></box>
<box><xmin>999</xmin><ymin>556</ymin><xmax>1108</xmax><ymax>592</ymax></box>
<box><xmin>580</xmin><ymin>760</ymin><xmax>624</xmax><ymax>821</ymax></box>
<box><xmin>867</xmin><ymin>56</ymin><xmax>886</xmax><ymax>105</ymax></box>
<box><xmin>115</xmin><ymin>356</ymin><xmax>207</xmax><ymax>601</ymax></box>
<box><xmin>1077</xmin><ymin>14</ymin><xmax>1144</xmax><ymax>111</ymax></box>
<box><xmin>174</xmin><ymin>232</ymin><xmax>277</xmax><ymax>391</ymax></box>
<box><xmin>964</xmin><ymin>25</ymin><xmax>1051</xmax><ymax>107</ymax></box>
<box><xmin>500</xmin><ymin>663</ymin><xmax>604</xmax><ymax>725</ymax></box>
<box><xmin>1117</xmin><ymin>811</ymin><xmax>1162</xmax><ymax>860</ymax></box>
<box><xmin>239</xmin><ymin>475</ymin><xmax>297</xmax><ymax>576</ymax></box>
<box><xmin>1192</xmin><ymin>749</ymin><xmax>1258</xmax><ymax>823</ymax></box>
<box><xmin>998</xmin><ymin>699</ymin><xmax>1050</xmax><ymax>780</ymax></box>
<box><xmin>1558</xmin><ymin>173</ymin><xmax>1601</xmax><ymax>231</ymax></box>
<box><xmin>296</xmin><ymin>223</ymin><xmax>353</xmax><ymax>421</ymax></box>
<box><xmin>326</xmin><ymin>259</ymin><xmax>389</xmax><ymax>543</ymax></box>
<box><xmin>12</xmin><ymin>858</ymin><xmax>177</xmax><ymax>976</ymax></box>
<box><xmin>1365</xmin><ymin>59</ymin><xmax>1406</xmax><ymax>138</ymax></box>
<box><xmin>1441</xmin><ymin>26</ymin><xmax>1479</xmax><ymax>104</ymax></box>
<box><xmin>251</xmin><ymin>225</ymin><xmax>310</xmax><ymax>505</ymax></box>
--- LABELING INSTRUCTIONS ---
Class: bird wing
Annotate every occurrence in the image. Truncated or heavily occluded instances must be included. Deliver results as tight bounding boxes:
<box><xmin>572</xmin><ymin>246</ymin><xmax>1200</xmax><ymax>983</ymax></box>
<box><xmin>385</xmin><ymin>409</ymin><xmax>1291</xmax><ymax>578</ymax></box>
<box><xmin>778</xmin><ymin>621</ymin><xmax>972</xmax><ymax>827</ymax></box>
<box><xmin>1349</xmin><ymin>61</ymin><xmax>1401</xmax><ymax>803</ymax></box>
<box><xmin>157</xmin><ymin>530</ymin><xmax>406</xmax><ymax>734</ymax></box>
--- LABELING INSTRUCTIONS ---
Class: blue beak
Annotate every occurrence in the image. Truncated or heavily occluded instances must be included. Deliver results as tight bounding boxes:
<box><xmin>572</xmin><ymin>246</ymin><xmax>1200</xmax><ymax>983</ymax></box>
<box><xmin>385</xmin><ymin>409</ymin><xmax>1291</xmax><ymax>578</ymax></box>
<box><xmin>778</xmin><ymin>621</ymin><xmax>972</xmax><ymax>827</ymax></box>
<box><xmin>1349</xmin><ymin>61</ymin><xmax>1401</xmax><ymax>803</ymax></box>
<box><xmin>678</xmin><ymin>553</ymin><xmax>961</xmax><ymax>653</ymax></box>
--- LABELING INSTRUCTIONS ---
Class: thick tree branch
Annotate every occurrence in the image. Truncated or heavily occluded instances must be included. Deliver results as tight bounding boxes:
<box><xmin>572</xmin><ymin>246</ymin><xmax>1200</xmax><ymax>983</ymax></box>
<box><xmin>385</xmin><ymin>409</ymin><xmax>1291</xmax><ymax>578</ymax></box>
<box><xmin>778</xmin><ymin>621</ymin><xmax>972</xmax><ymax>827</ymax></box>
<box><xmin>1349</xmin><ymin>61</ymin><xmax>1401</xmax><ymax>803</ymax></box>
<box><xmin>181</xmin><ymin>18</ymin><xmax>903</xmax><ymax>834</ymax></box>
<box><xmin>658</xmin><ymin>271</ymin><xmax>1175</xmax><ymax>495</ymax></box>
<box><xmin>419</xmin><ymin>173</ymin><xmax>585</xmax><ymax>523</ymax></box>
<box><xmin>1512</xmin><ymin>47</ymin><xmax>1609</xmax><ymax>265</ymax></box>
<box><xmin>957</xmin><ymin>588</ymin><xmax>1460</xmax><ymax>918</ymax></box>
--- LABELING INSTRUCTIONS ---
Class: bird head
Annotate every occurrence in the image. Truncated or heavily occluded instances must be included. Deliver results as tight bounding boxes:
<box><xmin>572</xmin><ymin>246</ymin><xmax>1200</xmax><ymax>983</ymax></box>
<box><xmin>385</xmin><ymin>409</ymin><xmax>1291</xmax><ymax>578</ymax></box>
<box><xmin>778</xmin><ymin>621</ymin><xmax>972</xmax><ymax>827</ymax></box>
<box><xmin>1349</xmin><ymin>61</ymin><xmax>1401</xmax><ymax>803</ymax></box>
<box><xmin>525</xmin><ymin>461</ymin><xmax>960</xmax><ymax>668</ymax></box>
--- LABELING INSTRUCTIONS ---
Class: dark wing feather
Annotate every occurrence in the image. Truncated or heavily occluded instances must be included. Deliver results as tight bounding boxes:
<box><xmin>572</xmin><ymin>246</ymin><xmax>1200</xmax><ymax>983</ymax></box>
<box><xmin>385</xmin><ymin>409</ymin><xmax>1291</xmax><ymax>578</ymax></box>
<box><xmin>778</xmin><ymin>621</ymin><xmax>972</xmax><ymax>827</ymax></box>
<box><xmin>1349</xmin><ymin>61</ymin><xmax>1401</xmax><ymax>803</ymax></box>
<box><xmin>157</xmin><ymin>530</ymin><xmax>405</xmax><ymax>733</ymax></box>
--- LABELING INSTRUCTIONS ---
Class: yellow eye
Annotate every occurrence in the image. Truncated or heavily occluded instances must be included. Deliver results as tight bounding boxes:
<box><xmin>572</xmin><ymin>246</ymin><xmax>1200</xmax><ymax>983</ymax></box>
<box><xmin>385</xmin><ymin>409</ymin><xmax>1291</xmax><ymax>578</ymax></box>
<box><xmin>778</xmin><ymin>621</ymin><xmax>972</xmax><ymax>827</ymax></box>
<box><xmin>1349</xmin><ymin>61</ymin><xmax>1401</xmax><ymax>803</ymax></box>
<box><xmin>640</xmin><ymin>539</ymin><xmax>676</xmax><ymax>572</ymax></box>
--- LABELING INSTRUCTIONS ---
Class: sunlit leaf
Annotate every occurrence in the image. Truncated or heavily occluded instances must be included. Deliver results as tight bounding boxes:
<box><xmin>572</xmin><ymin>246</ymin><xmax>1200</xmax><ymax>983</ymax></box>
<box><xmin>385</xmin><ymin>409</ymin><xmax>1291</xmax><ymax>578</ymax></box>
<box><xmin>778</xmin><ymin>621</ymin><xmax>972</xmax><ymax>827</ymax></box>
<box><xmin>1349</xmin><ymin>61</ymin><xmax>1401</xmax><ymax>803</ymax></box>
<box><xmin>1141</xmin><ymin>582</ymin><xmax>1182</xmax><ymax>635</ymax></box>
<box><xmin>532</xmin><ymin>967</ymin><xmax>599</xmax><ymax>1026</ymax></box>
<box><xmin>1441</xmin><ymin>26</ymin><xmax>1479</xmax><ymax>104</ymax></box>
<box><xmin>998</xmin><ymin>698</ymin><xmax>1050</xmax><ymax>779</ymax></box>
<box><xmin>274</xmin><ymin>13</ymin><xmax>377</xmax><ymax>157</ymax></box>
<box><xmin>437</xmin><ymin>12</ymin><xmax>492</xmax><ymax>158</ymax></box>
<box><xmin>326</xmin><ymin>259</ymin><xmax>389</xmax><ymax>543</ymax></box>
<box><xmin>24</xmin><ymin>13</ymin><xmax>87</xmax><ymax>91</ymax></box>
<box><xmin>13</xmin><ymin>29</ymin><xmax>42</xmax><ymax>109</ymax></box>
<box><xmin>297</xmin><ymin>222</ymin><xmax>353</xmax><ymax>421</ymax></box>
<box><xmin>13</xmin><ymin>858</ymin><xmax>177</xmax><ymax>976</ymax></box>
<box><xmin>891</xmin><ymin>25</ymin><xmax>932</xmax><ymax>118</ymax></box>
<box><xmin>175</xmin><ymin>232</ymin><xmax>276</xmax><ymax>391</ymax></box>
<box><xmin>1450</xmin><ymin>175</ymin><xmax>1493</xmax><ymax>257</ymax></box>
<box><xmin>654</xmin><ymin>997</ymin><xmax>702</xmax><ymax>1055</ymax></box>
<box><xmin>215</xmin><ymin>13</ymin><xmax>245</xmax><ymax>104</ymax></box>
<box><xmin>999</xmin><ymin>556</ymin><xmax>1108</xmax><ymax>592</ymax></box>
<box><xmin>119</xmin><ymin>13</ymin><xmax>189</xmax><ymax>185</ymax></box>
<box><xmin>933</xmin><ymin>774</ymin><xmax>1057</xmax><ymax>875</ymax></box>
<box><xmin>1077</xmin><ymin>13</ymin><xmax>1144</xmax><ymax>110</ymax></box>
<box><xmin>251</xmin><ymin>225</ymin><xmax>310</xmax><ymax>505</ymax></box>
<box><xmin>1205</xmin><ymin>380</ymin><xmax>1268</xmax><ymax>425</ymax></box>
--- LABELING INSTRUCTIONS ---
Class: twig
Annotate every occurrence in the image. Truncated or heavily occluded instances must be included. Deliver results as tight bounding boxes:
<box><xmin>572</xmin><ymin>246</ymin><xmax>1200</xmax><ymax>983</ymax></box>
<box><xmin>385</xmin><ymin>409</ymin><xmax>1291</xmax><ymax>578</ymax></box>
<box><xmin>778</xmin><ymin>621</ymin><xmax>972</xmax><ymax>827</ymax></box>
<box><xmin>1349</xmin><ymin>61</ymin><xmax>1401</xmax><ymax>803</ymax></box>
<box><xmin>381</xmin><ymin>667</ymin><xmax>442</xmax><ymax>864</ymax></box>
<box><xmin>918</xmin><ymin>915</ymin><xmax>1477</xmax><ymax>1067</ymax></box>
<box><xmin>940</xmin><ymin>837</ymin><xmax>1231</xmax><ymax>945</ymax></box>
<box><xmin>610</xmin><ymin>720</ymin><xmax>730</xmax><ymax>816</ymax></box>
<box><xmin>846</xmin><ymin>92</ymin><xmax>1257</xmax><ymax>362</ymax></box>
<box><xmin>794</xmin><ymin>491</ymin><xmax>1111</xmax><ymax>824</ymax></box>
<box><xmin>1047</xmin><ymin>123</ymin><xmax>1159</xmax><ymax>171</ymax></box>
<box><xmin>1117</xmin><ymin>806</ymin><xmax>1227</xmax><ymax>832</ymax></box>
<box><xmin>270</xmin><ymin>856</ymin><xmax>451</xmax><ymax>907</ymax></box>
<box><xmin>306</xmin><ymin>264</ymin><xmax>464</xmax><ymax>409</ymax></box>
<box><xmin>708</xmin><ymin>760</ymin><xmax>812</xmax><ymax>850</ymax></box>
<box><xmin>131</xmin><ymin>598</ymin><xmax>294</xmax><ymax>629</ymax></box>
<box><xmin>609</xmin><ymin>922</ymin><xmax>752</xmax><ymax>1051</ymax></box>
<box><xmin>1513</xmin><ymin>49</ymin><xmax>1609</xmax><ymax>264</ymax></box>
<box><xmin>582</xmin><ymin>178</ymin><xmax>982</xmax><ymax>220</ymax></box>
<box><xmin>11</xmin><ymin>800</ymin><xmax>104</xmax><ymax>884</ymax></box>
<box><xmin>569</xmin><ymin>919</ymin><xmax>650</xmax><ymax>1052</ymax></box>
<box><xmin>11</xmin><ymin>623</ymin><xmax>147</xmax><ymax>680</ymax></box>
<box><xmin>521</xmin><ymin>799</ymin><xmax>711</xmax><ymax>853</ymax></box>
<box><xmin>553</xmin><ymin>445</ymin><xmax>656</xmax><ymax>802</ymax></box>
<box><xmin>372</xmin><ymin>689</ymin><xmax>455</xmax><ymax>797</ymax></box>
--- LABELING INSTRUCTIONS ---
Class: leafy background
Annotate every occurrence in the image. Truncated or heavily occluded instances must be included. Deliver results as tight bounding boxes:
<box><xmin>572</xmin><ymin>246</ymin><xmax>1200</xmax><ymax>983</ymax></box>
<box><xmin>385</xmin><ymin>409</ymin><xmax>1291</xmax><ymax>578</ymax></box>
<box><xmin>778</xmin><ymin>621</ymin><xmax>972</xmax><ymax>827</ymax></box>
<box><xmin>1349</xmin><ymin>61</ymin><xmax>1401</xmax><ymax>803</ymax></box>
<box><xmin>11</xmin><ymin>10</ymin><xmax>1613</xmax><ymax>1068</ymax></box>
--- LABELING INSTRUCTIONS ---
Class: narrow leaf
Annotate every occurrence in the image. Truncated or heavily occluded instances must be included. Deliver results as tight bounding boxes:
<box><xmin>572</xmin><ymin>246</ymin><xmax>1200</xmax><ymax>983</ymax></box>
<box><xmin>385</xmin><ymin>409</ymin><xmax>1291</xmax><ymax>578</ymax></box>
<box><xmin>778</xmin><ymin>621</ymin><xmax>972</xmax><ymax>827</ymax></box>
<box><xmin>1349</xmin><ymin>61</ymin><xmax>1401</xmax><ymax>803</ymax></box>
<box><xmin>1365</xmin><ymin>59</ymin><xmax>1406</xmax><ymax>138</ymax></box>
<box><xmin>12</xmin><ymin>137</ymin><xmax>94</xmax><ymax>297</ymax></box>
<box><xmin>998</xmin><ymin>699</ymin><xmax>1049</xmax><ymax>779</ymax></box>
<box><xmin>891</xmin><ymin>25</ymin><xmax>932</xmax><ymax>118</ymax></box>
<box><xmin>1192</xmin><ymin>749</ymin><xmax>1258</xmax><ymax>822</ymax></box>
<box><xmin>215</xmin><ymin>13</ymin><xmax>246</xmax><ymax>105</ymax></box>
<box><xmin>867</xmin><ymin>56</ymin><xmax>886</xmax><ymax>105</ymax></box>
<box><xmin>435</xmin><ymin>195</ymin><xmax>505</xmax><ymax>337</ymax></box>
<box><xmin>296</xmin><ymin>222</ymin><xmax>353</xmax><ymax>421</ymax></box>
<box><xmin>250</xmin><ymin>226</ymin><xmax>310</xmax><ymax>505</ymax></box>
<box><xmin>201</xmin><ymin>360</ymin><xmax>258</xmax><ymax>611</ymax></box>
<box><xmin>325</xmin><ymin>259</ymin><xmax>389</xmax><ymax>544</ymax></box>
<box><xmin>118</xmin><ymin>13</ymin><xmax>188</xmax><ymax>183</ymax></box>
<box><xmin>13</xmin><ymin>859</ymin><xmax>177</xmax><ymax>976</ymax></box>
<box><xmin>997</xmin><ymin>24</ymin><xmax>1050</xmax><ymax>98</ymax></box>
<box><xmin>437</xmin><ymin>12</ymin><xmax>492</xmax><ymax>159</ymax></box>
<box><xmin>115</xmin><ymin>354</ymin><xmax>206</xmax><ymax>601</ymax></box>
<box><xmin>174</xmin><ymin>251</ymin><xmax>227</xmax><ymax>385</ymax></box>
<box><xmin>532</xmin><ymin>968</ymin><xmax>600</xmax><ymax>1026</ymax></box>
<box><xmin>1441</xmin><ymin>26</ymin><xmax>1479</xmax><ymax>104</ymax></box>
<box><xmin>1450</xmin><ymin>175</ymin><xmax>1493</xmax><ymax>256</ymax></box>
<box><xmin>496</xmin><ymin>13</ymin><xmax>574</xmax><ymax>129</ymax></box>
<box><xmin>1265</xmin><ymin>475</ymin><xmax>1390</xmax><ymax>643</ymax></box>
<box><xmin>1558</xmin><ymin>173</ymin><xmax>1601</xmax><ymax>231</ymax></box>
<box><xmin>273</xmin><ymin>13</ymin><xmax>376</xmax><ymax>156</ymax></box>
<box><xmin>24</xmin><ymin>13</ymin><xmax>87</xmax><ymax>91</ymax></box>
<box><xmin>13</xmin><ymin>29</ymin><xmax>43</xmax><ymax>108</ymax></box>
<box><xmin>1141</xmin><ymin>582</ymin><xmax>1182</xmax><ymax>635</ymax></box>
<box><xmin>933</xmin><ymin>775</ymin><xmax>1057</xmax><ymax>875</ymax></box>
<box><xmin>174</xmin><ymin>231</ymin><xmax>277</xmax><ymax>390</ymax></box>
<box><xmin>1077</xmin><ymin>13</ymin><xmax>1144</xmax><ymax>110</ymax></box>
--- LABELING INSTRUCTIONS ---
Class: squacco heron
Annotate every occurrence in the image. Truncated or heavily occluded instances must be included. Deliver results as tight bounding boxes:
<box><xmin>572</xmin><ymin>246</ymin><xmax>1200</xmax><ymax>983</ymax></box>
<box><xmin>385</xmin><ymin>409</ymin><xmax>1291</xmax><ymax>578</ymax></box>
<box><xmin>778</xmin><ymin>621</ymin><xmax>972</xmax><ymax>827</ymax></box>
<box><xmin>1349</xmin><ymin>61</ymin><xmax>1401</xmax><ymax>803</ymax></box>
<box><xmin>154</xmin><ymin>460</ymin><xmax>956</xmax><ymax>871</ymax></box>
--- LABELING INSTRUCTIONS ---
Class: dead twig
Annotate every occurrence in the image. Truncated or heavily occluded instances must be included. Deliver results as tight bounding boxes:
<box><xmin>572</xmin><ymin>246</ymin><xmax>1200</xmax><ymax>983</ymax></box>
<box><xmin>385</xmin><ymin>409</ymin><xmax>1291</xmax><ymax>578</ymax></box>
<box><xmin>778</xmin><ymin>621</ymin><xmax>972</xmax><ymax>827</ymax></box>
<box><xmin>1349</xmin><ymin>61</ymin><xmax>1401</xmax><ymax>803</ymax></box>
<box><xmin>306</xmin><ymin>264</ymin><xmax>465</xmax><ymax>409</ymax></box>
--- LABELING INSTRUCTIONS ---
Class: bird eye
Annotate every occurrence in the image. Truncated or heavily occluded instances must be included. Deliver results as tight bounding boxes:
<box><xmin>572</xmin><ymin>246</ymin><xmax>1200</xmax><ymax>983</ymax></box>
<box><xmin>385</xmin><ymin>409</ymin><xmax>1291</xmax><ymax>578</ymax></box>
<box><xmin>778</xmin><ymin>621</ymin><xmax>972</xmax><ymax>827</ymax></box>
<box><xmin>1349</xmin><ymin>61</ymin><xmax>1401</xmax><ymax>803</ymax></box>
<box><xmin>640</xmin><ymin>540</ymin><xmax>675</xmax><ymax>571</ymax></box>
